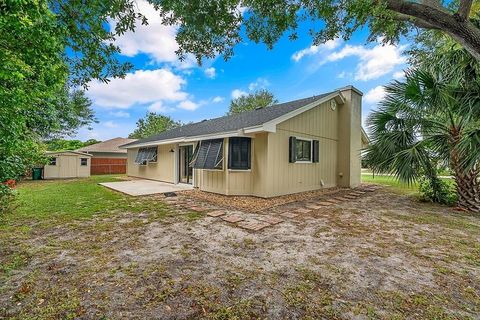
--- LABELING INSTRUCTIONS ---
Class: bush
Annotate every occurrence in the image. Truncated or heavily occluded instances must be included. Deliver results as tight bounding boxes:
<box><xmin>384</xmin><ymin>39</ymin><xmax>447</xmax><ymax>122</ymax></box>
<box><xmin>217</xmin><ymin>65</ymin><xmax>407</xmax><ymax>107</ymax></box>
<box><xmin>0</xmin><ymin>184</ymin><xmax>16</xmax><ymax>216</ymax></box>
<box><xmin>419</xmin><ymin>177</ymin><xmax>457</xmax><ymax>206</ymax></box>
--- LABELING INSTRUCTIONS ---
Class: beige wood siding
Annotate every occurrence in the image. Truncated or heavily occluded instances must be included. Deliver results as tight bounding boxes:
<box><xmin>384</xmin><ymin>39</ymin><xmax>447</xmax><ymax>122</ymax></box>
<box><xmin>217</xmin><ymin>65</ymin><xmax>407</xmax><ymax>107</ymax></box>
<box><xmin>336</xmin><ymin>88</ymin><xmax>362</xmax><ymax>187</ymax></box>
<box><xmin>264</xmin><ymin>100</ymin><xmax>338</xmax><ymax>197</ymax></box>
<box><xmin>126</xmin><ymin>144</ymin><xmax>175</xmax><ymax>183</ymax></box>
<box><xmin>196</xmin><ymin>138</ymin><xmax>226</xmax><ymax>193</ymax></box>
<box><xmin>44</xmin><ymin>153</ymin><xmax>91</xmax><ymax>179</ymax></box>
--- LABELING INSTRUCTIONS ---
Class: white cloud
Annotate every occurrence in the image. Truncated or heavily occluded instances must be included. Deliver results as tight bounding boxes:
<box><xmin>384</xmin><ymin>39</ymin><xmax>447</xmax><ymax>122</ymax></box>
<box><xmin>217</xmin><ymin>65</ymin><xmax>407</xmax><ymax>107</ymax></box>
<box><xmin>393</xmin><ymin>70</ymin><xmax>405</xmax><ymax>80</ymax></box>
<box><xmin>325</xmin><ymin>42</ymin><xmax>407</xmax><ymax>81</ymax></box>
<box><xmin>177</xmin><ymin>100</ymin><xmax>199</xmax><ymax>111</ymax></box>
<box><xmin>109</xmin><ymin>111</ymin><xmax>130</xmax><ymax>118</ymax></box>
<box><xmin>87</xmin><ymin>69</ymin><xmax>187</xmax><ymax>109</ymax></box>
<box><xmin>291</xmin><ymin>38</ymin><xmax>342</xmax><ymax>62</ymax></box>
<box><xmin>364</xmin><ymin>86</ymin><xmax>386</xmax><ymax>104</ymax></box>
<box><xmin>103</xmin><ymin>121</ymin><xmax>119</xmax><ymax>128</ymax></box>
<box><xmin>248</xmin><ymin>77</ymin><xmax>270</xmax><ymax>91</ymax></box>
<box><xmin>111</xmin><ymin>0</ymin><xmax>179</xmax><ymax>64</ymax></box>
<box><xmin>231</xmin><ymin>89</ymin><xmax>247</xmax><ymax>99</ymax></box>
<box><xmin>148</xmin><ymin>101</ymin><xmax>172</xmax><ymax>113</ymax></box>
<box><xmin>212</xmin><ymin>96</ymin><xmax>224</xmax><ymax>103</ymax></box>
<box><xmin>204</xmin><ymin>67</ymin><xmax>216</xmax><ymax>79</ymax></box>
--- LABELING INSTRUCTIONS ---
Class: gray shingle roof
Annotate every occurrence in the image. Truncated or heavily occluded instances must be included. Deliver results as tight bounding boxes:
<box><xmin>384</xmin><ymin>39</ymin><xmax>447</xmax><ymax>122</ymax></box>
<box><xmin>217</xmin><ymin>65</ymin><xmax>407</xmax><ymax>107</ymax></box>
<box><xmin>122</xmin><ymin>92</ymin><xmax>334</xmax><ymax>148</ymax></box>
<box><xmin>77</xmin><ymin>137</ymin><xmax>137</xmax><ymax>153</ymax></box>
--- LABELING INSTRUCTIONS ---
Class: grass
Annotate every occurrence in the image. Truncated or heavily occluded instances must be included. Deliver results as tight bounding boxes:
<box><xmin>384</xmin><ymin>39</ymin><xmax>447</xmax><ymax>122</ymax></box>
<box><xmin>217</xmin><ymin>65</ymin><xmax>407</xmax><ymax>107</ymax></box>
<box><xmin>6</xmin><ymin>175</ymin><xmax>171</xmax><ymax>223</ymax></box>
<box><xmin>361</xmin><ymin>173</ymin><xmax>420</xmax><ymax>195</ymax></box>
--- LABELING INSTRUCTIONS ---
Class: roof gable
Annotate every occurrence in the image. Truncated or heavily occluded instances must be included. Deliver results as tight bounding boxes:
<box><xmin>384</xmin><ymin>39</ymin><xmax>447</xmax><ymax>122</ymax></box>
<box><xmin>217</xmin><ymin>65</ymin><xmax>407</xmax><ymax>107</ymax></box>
<box><xmin>77</xmin><ymin>137</ymin><xmax>137</xmax><ymax>153</ymax></box>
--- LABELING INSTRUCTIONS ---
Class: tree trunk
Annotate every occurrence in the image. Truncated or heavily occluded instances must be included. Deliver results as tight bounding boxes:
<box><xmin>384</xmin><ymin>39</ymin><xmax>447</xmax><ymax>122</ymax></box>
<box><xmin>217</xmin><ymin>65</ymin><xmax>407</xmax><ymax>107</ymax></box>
<box><xmin>451</xmin><ymin>152</ymin><xmax>480</xmax><ymax>212</ymax></box>
<box><xmin>385</xmin><ymin>0</ymin><xmax>480</xmax><ymax>61</ymax></box>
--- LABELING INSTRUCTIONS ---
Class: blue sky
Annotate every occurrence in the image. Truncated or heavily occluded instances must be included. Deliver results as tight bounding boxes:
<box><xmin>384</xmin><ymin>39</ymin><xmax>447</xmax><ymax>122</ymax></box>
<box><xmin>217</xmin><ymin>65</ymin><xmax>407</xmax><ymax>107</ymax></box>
<box><xmin>75</xmin><ymin>1</ymin><xmax>408</xmax><ymax>141</ymax></box>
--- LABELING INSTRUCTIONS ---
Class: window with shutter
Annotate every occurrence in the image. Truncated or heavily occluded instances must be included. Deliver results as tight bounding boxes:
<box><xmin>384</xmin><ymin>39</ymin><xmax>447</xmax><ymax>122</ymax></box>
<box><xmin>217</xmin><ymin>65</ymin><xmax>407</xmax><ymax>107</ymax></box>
<box><xmin>228</xmin><ymin>137</ymin><xmax>251</xmax><ymax>170</ymax></box>
<box><xmin>135</xmin><ymin>147</ymin><xmax>158</xmax><ymax>165</ymax></box>
<box><xmin>193</xmin><ymin>139</ymin><xmax>224</xmax><ymax>170</ymax></box>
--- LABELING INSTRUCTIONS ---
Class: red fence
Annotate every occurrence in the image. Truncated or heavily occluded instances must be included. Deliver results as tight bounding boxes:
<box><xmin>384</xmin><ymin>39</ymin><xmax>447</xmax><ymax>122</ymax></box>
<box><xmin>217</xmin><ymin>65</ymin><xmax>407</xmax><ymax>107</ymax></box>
<box><xmin>91</xmin><ymin>158</ymin><xmax>127</xmax><ymax>175</ymax></box>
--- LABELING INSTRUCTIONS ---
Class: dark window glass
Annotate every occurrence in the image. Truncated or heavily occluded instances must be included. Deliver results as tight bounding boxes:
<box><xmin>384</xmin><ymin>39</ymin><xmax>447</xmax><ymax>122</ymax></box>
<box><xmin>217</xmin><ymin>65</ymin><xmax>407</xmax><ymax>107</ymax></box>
<box><xmin>49</xmin><ymin>157</ymin><xmax>57</xmax><ymax>166</ymax></box>
<box><xmin>295</xmin><ymin>139</ymin><xmax>311</xmax><ymax>161</ymax></box>
<box><xmin>228</xmin><ymin>137</ymin><xmax>251</xmax><ymax>170</ymax></box>
<box><xmin>80</xmin><ymin>158</ymin><xmax>88</xmax><ymax>166</ymax></box>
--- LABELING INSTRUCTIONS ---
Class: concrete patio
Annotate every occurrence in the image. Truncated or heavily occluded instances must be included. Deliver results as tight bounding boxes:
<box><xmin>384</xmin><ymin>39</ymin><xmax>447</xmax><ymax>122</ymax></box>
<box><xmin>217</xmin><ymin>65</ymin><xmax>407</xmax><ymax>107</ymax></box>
<box><xmin>100</xmin><ymin>179</ymin><xmax>193</xmax><ymax>196</ymax></box>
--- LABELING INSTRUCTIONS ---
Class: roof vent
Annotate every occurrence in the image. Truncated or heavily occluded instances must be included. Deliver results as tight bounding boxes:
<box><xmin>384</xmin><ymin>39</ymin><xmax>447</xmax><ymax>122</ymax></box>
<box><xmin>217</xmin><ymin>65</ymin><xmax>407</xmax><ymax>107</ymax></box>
<box><xmin>201</xmin><ymin>119</ymin><xmax>208</xmax><ymax>122</ymax></box>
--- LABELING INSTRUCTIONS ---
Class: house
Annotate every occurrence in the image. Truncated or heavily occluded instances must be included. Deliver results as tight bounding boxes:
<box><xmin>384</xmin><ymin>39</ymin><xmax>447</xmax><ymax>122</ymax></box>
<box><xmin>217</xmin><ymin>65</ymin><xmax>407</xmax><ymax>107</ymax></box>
<box><xmin>121</xmin><ymin>86</ymin><xmax>365</xmax><ymax>198</ymax></box>
<box><xmin>76</xmin><ymin>137</ymin><xmax>137</xmax><ymax>175</ymax></box>
<box><xmin>43</xmin><ymin>151</ymin><xmax>92</xmax><ymax>179</ymax></box>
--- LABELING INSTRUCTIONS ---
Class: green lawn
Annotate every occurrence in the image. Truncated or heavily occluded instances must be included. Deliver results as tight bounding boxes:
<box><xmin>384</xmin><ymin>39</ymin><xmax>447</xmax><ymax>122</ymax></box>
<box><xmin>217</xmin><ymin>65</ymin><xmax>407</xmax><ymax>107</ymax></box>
<box><xmin>4</xmin><ymin>175</ymin><xmax>173</xmax><ymax>225</ymax></box>
<box><xmin>361</xmin><ymin>173</ymin><xmax>419</xmax><ymax>195</ymax></box>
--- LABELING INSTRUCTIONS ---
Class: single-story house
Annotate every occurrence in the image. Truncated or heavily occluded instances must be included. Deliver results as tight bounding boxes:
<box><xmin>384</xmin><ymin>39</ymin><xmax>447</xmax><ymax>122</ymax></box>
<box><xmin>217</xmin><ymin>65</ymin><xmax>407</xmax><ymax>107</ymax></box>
<box><xmin>121</xmin><ymin>86</ymin><xmax>366</xmax><ymax>198</ymax></box>
<box><xmin>76</xmin><ymin>137</ymin><xmax>137</xmax><ymax>175</ymax></box>
<box><xmin>43</xmin><ymin>151</ymin><xmax>92</xmax><ymax>179</ymax></box>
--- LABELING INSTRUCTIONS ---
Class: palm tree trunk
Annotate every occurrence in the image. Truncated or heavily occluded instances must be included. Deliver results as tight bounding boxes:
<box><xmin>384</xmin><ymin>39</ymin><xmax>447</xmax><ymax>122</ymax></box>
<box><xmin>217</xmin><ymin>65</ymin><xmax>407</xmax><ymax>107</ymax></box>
<box><xmin>451</xmin><ymin>154</ymin><xmax>480</xmax><ymax>212</ymax></box>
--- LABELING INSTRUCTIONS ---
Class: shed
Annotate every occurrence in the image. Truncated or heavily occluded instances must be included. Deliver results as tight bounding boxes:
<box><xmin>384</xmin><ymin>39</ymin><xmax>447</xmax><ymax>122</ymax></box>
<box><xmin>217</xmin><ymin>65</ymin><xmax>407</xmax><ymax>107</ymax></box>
<box><xmin>43</xmin><ymin>151</ymin><xmax>92</xmax><ymax>179</ymax></box>
<box><xmin>76</xmin><ymin>137</ymin><xmax>136</xmax><ymax>175</ymax></box>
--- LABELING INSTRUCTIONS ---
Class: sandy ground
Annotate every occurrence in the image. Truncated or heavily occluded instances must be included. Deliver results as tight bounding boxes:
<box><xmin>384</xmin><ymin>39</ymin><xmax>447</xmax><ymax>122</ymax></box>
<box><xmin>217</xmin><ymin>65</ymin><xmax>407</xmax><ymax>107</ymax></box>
<box><xmin>1</xmin><ymin>189</ymin><xmax>479</xmax><ymax>319</ymax></box>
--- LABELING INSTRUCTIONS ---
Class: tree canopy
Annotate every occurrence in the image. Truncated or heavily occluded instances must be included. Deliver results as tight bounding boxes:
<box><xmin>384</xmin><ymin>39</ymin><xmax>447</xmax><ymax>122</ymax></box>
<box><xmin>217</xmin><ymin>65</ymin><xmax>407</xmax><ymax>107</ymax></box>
<box><xmin>129</xmin><ymin>113</ymin><xmax>181</xmax><ymax>139</ymax></box>
<box><xmin>228</xmin><ymin>89</ymin><xmax>278</xmax><ymax>115</ymax></box>
<box><xmin>149</xmin><ymin>0</ymin><xmax>480</xmax><ymax>61</ymax></box>
<box><xmin>364</xmin><ymin>32</ymin><xmax>480</xmax><ymax>211</ymax></box>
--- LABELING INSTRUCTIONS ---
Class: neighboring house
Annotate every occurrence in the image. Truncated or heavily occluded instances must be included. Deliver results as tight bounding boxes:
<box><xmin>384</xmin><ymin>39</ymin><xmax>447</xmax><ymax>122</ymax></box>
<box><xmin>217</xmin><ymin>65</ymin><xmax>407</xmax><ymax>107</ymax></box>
<box><xmin>121</xmin><ymin>86</ymin><xmax>366</xmax><ymax>198</ymax></box>
<box><xmin>43</xmin><ymin>151</ymin><xmax>92</xmax><ymax>179</ymax></box>
<box><xmin>77</xmin><ymin>137</ymin><xmax>137</xmax><ymax>175</ymax></box>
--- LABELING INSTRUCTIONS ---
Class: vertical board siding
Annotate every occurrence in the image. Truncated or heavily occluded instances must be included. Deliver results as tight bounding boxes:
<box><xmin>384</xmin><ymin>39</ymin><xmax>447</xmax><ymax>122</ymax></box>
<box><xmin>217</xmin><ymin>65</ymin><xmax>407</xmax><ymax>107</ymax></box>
<box><xmin>265</xmin><ymin>100</ymin><xmax>338</xmax><ymax>197</ymax></box>
<box><xmin>126</xmin><ymin>144</ymin><xmax>175</xmax><ymax>183</ymax></box>
<box><xmin>44</xmin><ymin>153</ymin><xmax>90</xmax><ymax>179</ymax></box>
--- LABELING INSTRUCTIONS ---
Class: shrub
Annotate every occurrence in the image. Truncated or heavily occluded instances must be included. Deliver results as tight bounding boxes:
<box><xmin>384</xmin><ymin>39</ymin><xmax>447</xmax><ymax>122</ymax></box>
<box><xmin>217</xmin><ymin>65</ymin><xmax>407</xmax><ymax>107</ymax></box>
<box><xmin>0</xmin><ymin>184</ymin><xmax>16</xmax><ymax>216</ymax></box>
<box><xmin>419</xmin><ymin>177</ymin><xmax>457</xmax><ymax>206</ymax></box>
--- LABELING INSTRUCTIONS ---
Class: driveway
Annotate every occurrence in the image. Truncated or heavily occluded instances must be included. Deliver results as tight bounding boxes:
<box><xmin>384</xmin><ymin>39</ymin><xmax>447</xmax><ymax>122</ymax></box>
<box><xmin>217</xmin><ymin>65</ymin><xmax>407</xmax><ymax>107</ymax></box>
<box><xmin>100</xmin><ymin>179</ymin><xmax>193</xmax><ymax>196</ymax></box>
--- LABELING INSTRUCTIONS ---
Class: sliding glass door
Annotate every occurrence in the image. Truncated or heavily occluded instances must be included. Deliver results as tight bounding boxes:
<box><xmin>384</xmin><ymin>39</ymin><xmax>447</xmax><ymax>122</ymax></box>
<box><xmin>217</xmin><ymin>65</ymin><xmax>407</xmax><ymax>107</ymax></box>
<box><xmin>179</xmin><ymin>145</ymin><xmax>193</xmax><ymax>184</ymax></box>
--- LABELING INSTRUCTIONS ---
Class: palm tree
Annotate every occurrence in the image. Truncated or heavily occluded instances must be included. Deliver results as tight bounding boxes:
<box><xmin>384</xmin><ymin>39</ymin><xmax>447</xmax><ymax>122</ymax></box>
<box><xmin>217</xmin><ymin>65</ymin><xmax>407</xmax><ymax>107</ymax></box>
<box><xmin>364</xmin><ymin>51</ymin><xmax>480</xmax><ymax>212</ymax></box>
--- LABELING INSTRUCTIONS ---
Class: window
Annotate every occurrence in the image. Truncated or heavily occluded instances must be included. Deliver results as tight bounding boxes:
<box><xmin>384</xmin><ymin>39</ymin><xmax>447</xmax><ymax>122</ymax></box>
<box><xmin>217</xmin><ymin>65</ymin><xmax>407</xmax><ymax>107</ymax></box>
<box><xmin>289</xmin><ymin>137</ymin><xmax>319</xmax><ymax>163</ymax></box>
<box><xmin>49</xmin><ymin>157</ymin><xmax>57</xmax><ymax>166</ymax></box>
<box><xmin>296</xmin><ymin>139</ymin><xmax>312</xmax><ymax>162</ymax></box>
<box><xmin>228</xmin><ymin>137</ymin><xmax>251</xmax><ymax>170</ymax></box>
<box><xmin>135</xmin><ymin>147</ymin><xmax>158</xmax><ymax>165</ymax></box>
<box><xmin>80</xmin><ymin>158</ymin><xmax>88</xmax><ymax>166</ymax></box>
<box><xmin>192</xmin><ymin>139</ymin><xmax>224</xmax><ymax>170</ymax></box>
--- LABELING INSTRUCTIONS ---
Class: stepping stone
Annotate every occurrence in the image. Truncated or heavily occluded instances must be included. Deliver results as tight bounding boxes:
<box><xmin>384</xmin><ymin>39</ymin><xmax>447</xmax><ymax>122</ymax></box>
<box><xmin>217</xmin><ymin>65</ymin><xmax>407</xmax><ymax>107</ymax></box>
<box><xmin>317</xmin><ymin>201</ymin><xmax>334</xmax><ymax>206</ymax></box>
<box><xmin>324</xmin><ymin>199</ymin><xmax>340</xmax><ymax>204</ymax></box>
<box><xmin>352</xmin><ymin>191</ymin><xmax>366</xmax><ymax>194</ymax></box>
<box><xmin>207</xmin><ymin>210</ymin><xmax>225</xmax><ymax>217</ymax></box>
<box><xmin>259</xmin><ymin>216</ymin><xmax>284</xmax><ymax>225</ymax></box>
<box><xmin>295</xmin><ymin>208</ymin><xmax>312</xmax><ymax>214</ymax></box>
<box><xmin>306</xmin><ymin>204</ymin><xmax>322</xmax><ymax>210</ymax></box>
<box><xmin>280</xmin><ymin>212</ymin><xmax>299</xmax><ymax>219</ymax></box>
<box><xmin>343</xmin><ymin>195</ymin><xmax>358</xmax><ymax>200</ymax></box>
<box><xmin>238</xmin><ymin>221</ymin><xmax>271</xmax><ymax>231</ymax></box>
<box><xmin>334</xmin><ymin>197</ymin><xmax>349</xmax><ymax>201</ymax></box>
<box><xmin>222</xmin><ymin>214</ymin><xmax>244</xmax><ymax>223</ymax></box>
<box><xmin>190</xmin><ymin>206</ymin><xmax>210</xmax><ymax>212</ymax></box>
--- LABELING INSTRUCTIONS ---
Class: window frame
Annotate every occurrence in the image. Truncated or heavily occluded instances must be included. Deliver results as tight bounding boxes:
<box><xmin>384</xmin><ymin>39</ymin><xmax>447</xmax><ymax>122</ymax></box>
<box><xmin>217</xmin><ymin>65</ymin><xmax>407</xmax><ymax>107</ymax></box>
<box><xmin>228</xmin><ymin>137</ymin><xmax>252</xmax><ymax>171</ymax></box>
<box><xmin>80</xmin><ymin>158</ymin><xmax>88</xmax><ymax>166</ymax></box>
<box><xmin>48</xmin><ymin>157</ymin><xmax>57</xmax><ymax>166</ymax></box>
<box><xmin>294</xmin><ymin>137</ymin><xmax>313</xmax><ymax>163</ymax></box>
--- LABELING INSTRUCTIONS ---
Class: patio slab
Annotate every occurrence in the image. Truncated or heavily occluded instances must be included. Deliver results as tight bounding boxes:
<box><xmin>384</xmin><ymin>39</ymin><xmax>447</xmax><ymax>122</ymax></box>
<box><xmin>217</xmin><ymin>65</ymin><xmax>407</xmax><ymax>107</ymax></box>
<box><xmin>100</xmin><ymin>180</ymin><xmax>193</xmax><ymax>196</ymax></box>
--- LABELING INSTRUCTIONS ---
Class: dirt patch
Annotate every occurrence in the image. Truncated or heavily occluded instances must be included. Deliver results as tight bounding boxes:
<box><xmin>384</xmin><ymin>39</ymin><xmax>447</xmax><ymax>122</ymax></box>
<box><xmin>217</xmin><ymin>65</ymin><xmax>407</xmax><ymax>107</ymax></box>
<box><xmin>1</xmin><ymin>189</ymin><xmax>479</xmax><ymax>319</ymax></box>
